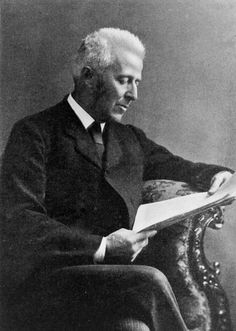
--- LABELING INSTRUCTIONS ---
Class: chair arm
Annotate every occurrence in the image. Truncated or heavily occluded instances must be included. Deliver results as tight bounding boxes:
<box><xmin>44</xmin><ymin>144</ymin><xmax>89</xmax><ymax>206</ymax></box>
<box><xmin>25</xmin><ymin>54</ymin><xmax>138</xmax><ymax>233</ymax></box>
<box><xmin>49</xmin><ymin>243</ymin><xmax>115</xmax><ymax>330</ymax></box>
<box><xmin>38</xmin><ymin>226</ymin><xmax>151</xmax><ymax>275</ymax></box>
<box><xmin>142</xmin><ymin>179</ymin><xmax>232</xmax><ymax>331</ymax></box>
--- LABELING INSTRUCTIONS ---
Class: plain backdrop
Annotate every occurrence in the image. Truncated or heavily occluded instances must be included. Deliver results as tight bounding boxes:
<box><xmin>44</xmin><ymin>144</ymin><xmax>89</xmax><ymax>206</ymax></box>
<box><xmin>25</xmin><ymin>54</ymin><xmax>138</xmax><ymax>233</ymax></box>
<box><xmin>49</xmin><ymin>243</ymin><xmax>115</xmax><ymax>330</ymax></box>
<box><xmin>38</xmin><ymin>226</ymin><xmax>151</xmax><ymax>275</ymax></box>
<box><xmin>1</xmin><ymin>0</ymin><xmax>236</xmax><ymax>327</ymax></box>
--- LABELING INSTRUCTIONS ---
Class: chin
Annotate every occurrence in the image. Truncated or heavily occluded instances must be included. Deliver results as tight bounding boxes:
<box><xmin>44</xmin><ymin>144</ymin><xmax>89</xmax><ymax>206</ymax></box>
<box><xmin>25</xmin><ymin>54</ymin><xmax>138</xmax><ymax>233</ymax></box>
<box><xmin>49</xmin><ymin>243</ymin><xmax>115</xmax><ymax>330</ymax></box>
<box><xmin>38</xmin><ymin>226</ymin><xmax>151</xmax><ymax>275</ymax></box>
<box><xmin>111</xmin><ymin>113</ymin><xmax>123</xmax><ymax>123</ymax></box>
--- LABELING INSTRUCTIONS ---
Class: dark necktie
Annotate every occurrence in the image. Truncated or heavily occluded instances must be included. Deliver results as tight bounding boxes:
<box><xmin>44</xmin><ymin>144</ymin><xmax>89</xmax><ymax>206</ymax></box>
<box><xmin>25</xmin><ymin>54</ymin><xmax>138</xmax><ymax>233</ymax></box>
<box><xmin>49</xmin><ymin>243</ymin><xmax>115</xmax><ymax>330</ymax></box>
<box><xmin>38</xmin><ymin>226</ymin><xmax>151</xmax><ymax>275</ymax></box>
<box><xmin>88</xmin><ymin>121</ymin><xmax>105</xmax><ymax>159</ymax></box>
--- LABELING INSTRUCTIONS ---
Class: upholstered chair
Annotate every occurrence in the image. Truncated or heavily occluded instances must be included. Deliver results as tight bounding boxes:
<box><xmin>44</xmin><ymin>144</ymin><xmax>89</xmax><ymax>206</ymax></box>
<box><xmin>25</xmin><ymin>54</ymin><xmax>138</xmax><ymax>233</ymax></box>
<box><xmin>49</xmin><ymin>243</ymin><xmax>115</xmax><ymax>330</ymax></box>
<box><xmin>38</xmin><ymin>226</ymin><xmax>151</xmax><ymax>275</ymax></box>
<box><xmin>138</xmin><ymin>179</ymin><xmax>232</xmax><ymax>331</ymax></box>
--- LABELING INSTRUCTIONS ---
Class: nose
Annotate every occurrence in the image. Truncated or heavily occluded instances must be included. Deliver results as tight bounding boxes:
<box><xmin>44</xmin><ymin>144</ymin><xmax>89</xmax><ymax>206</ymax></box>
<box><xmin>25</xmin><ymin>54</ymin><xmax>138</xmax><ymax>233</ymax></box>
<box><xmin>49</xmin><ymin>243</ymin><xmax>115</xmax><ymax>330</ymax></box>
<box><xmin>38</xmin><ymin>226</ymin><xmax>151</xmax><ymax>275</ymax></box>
<box><xmin>125</xmin><ymin>82</ymin><xmax>138</xmax><ymax>101</ymax></box>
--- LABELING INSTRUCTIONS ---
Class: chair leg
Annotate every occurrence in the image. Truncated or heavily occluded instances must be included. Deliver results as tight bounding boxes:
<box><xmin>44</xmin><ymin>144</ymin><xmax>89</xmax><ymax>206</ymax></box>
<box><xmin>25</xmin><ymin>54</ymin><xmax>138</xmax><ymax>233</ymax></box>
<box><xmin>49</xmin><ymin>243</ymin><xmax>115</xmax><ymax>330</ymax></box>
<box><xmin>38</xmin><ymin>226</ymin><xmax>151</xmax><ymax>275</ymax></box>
<box><xmin>189</xmin><ymin>208</ymin><xmax>233</xmax><ymax>331</ymax></box>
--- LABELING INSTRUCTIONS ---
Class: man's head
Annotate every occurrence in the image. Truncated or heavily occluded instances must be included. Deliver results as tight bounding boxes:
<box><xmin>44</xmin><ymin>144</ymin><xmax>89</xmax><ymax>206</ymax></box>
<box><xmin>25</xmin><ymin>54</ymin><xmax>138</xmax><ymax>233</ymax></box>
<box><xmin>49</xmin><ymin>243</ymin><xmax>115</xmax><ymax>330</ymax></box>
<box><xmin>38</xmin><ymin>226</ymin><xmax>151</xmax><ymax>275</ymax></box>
<box><xmin>72</xmin><ymin>28</ymin><xmax>145</xmax><ymax>122</ymax></box>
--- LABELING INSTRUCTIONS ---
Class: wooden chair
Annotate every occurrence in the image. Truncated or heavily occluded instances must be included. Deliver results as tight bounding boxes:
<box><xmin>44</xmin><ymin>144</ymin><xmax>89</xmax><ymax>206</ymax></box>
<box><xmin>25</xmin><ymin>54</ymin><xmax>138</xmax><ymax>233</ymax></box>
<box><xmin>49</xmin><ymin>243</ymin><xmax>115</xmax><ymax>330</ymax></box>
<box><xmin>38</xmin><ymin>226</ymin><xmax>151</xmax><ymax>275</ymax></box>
<box><xmin>141</xmin><ymin>179</ymin><xmax>232</xmax><ymax>331</ymax></box>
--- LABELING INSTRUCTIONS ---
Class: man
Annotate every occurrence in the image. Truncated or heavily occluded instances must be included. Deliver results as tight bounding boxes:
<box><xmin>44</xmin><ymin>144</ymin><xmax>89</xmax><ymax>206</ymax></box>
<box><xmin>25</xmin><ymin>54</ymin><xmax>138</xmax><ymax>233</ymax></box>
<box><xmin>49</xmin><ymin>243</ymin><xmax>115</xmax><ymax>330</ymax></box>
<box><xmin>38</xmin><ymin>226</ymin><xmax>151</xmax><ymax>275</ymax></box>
<box><xmin>0</xmin><ymin>28</ymin><xmax>233</xmax><ymax>330</ymax></box>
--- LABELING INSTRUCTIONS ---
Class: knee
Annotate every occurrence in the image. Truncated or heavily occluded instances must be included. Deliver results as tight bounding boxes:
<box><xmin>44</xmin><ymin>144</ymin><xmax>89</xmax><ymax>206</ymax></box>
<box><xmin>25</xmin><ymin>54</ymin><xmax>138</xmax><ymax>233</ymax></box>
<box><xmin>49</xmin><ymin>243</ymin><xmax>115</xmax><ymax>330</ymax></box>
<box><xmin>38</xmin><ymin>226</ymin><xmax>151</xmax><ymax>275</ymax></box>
<box><xmin>105</xmin><ymin>318</ymin><xmax>150</xmax><ymax>331</ymax></box>
<box><xmin>133</xmin><ymin>265</ymin><xmax>170</xmax><ymax>289</ymax></box>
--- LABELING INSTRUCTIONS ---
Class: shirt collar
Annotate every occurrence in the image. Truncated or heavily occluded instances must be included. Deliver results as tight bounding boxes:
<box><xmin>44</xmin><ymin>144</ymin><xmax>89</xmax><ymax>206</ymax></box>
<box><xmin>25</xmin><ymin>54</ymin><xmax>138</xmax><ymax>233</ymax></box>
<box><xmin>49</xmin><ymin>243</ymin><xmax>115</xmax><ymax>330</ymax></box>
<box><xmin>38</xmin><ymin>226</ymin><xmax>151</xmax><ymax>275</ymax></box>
<box><xmin>67</xmin><ymin>94</ymin><xmax>105</xmax><ymax>132</ymax></box>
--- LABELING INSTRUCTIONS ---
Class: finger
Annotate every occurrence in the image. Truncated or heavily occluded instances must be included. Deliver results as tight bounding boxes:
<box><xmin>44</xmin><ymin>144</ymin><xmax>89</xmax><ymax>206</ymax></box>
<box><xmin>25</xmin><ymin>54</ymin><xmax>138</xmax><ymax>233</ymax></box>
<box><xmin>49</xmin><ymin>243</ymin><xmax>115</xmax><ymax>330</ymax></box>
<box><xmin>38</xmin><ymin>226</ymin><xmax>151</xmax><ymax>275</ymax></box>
<box><xmin>131</xmin><ymin>237</ymin><xmax>150</xmax><ymax>262</ymax></box>
<box><xmin>135</xmin><ymin>230</ymin><xmax>157</xmax><ymax>242</ymax></box>
<box><xmin>208</xmin><ymin>171</ymin><xmax>233</xmax><ymax>196</ymax></box>
<box><xmin>134</xmin><ymin>232</ymin><xmax>149</xmax><ymax>242</ymax></box>
<box><xmin>131</xmin><ymin>247</ymin><xmax>143</xmax><ymax>262</ymax></box>
<box><xmin>146</xmin><ymin>230</ymin><xmax>157</xmax><ymax>238</ymax></box>
<box><xmin>143</xmin><ymin>237</ymin><xmax>149</xmax><ymax>247</ymax></box>
<box><xmin>208</xmin><ymin>177</ymin><xmax>223</xmax><ymax>195</ymax></box>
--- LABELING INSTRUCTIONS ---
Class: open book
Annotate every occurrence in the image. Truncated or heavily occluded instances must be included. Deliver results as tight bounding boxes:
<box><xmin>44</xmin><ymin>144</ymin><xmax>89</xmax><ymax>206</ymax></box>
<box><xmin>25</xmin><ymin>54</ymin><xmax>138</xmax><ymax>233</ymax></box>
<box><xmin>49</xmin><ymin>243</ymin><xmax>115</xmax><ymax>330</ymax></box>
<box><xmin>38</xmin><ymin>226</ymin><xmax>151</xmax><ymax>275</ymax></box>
<box><xmin>133</xmin><ymin>173</ymin><xmax>236</xmax><ymax>233</ymax></box>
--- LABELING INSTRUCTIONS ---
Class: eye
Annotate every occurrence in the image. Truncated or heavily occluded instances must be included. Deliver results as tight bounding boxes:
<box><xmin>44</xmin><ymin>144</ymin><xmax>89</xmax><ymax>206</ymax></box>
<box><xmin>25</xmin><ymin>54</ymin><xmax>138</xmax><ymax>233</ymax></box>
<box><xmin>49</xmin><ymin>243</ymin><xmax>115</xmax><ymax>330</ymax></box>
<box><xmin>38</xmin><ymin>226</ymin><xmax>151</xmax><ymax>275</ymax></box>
<box><xmin>118</xmin><ymin>77</ymin><xmax>128</xmax><ymax>85</ymax></box>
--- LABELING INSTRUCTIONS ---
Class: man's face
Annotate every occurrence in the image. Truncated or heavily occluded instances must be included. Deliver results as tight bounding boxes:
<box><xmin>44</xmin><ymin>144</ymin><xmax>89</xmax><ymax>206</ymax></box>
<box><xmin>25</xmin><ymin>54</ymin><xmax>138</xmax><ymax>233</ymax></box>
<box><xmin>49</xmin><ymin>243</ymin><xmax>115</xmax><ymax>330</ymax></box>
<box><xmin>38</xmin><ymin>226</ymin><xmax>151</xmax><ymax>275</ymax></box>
<box><xmin>92</xmin><ymin>49</ymin><xmax>143</xmax><ymax>122</ymax></box>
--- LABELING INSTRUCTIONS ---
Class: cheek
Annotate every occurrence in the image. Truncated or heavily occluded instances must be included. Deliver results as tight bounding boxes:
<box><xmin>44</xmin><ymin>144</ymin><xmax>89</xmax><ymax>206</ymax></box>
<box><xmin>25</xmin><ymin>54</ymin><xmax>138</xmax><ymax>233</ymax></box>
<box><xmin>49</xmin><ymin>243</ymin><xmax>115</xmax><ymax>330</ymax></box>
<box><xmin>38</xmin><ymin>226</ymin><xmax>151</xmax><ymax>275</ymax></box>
<box><xmin>107</xmin><ymin>80</ymin><xmax>123</xmax><ymax>97</ymax></box>
<box><xmin>98</xmin><ymin>81</ymin><xmax>124</xmax><ymax>108</ymax></box>
<box><xmin>113</xmin><ymin>83</ymin><xmax>124</xmax><ymax>97</ymax></box>
<box><xmin>106</xmin><ymin>88</ymin><xmax>121</xmax><ymax>105</ymax></box>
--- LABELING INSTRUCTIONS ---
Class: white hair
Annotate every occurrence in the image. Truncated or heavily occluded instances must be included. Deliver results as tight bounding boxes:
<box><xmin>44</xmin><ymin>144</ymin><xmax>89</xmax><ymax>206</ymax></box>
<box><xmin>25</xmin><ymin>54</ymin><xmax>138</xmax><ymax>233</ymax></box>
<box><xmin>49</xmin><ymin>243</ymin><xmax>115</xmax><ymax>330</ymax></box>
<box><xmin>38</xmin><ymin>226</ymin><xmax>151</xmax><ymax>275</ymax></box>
<box><xmin>72</xmin><ymin>27</ymin><xmax>145</xmax><ymax>77</ymax></box>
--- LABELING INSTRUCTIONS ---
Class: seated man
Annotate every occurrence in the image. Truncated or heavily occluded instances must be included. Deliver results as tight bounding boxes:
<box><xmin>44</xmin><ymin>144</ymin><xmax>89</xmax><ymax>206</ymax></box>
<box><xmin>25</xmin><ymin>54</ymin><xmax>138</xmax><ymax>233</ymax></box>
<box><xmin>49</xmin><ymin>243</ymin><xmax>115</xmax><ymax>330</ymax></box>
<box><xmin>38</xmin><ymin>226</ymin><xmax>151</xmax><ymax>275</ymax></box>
<box><xmin>0</xmin><ymin>28</ymin><xmax>233</xmax><ymax>331</ymax></box>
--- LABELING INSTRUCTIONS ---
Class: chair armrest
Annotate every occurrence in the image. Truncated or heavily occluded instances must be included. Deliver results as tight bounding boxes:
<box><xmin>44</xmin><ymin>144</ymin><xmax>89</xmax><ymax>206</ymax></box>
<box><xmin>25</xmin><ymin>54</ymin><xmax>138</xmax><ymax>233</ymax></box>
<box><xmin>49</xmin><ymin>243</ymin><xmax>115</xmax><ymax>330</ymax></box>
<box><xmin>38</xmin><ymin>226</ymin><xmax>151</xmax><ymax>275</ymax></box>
<box><xmin>142</xmin><ymin>179</ymin><xmax>232</xmax><ymax>331</ymax></box>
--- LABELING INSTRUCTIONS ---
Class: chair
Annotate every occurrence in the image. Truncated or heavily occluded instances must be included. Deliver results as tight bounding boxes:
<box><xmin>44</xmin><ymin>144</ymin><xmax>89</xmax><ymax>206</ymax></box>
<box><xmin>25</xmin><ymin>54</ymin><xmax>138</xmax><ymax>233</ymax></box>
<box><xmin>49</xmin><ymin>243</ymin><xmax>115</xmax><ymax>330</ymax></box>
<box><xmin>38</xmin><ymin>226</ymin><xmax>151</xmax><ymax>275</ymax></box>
<box><xmin>141</xmin><ymin>179</ymin><xmax>232</xmax><ymax>331</ymax></box>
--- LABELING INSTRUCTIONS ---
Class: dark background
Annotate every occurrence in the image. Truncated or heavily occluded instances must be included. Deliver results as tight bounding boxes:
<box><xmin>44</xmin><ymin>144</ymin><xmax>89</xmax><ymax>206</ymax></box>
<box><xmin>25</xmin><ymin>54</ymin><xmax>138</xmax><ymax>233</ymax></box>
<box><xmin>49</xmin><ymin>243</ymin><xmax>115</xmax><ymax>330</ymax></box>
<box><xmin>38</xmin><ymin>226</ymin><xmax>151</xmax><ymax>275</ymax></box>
<box><xmin>1</xmin><ymin>0</ymin><xmax>236</xmax><ymax>326</ymax></box>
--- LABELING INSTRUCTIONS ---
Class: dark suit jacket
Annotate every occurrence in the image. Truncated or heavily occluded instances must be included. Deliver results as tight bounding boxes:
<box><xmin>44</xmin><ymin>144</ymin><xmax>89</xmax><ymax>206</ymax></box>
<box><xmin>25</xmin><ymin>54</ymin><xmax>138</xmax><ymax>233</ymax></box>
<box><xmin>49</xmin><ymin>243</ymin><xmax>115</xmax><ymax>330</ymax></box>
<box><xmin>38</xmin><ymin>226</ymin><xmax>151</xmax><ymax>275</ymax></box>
<box><xmin>0</xmin><ymin>97</ymin><xmax>229</xmax><ymax>290</ymax></box>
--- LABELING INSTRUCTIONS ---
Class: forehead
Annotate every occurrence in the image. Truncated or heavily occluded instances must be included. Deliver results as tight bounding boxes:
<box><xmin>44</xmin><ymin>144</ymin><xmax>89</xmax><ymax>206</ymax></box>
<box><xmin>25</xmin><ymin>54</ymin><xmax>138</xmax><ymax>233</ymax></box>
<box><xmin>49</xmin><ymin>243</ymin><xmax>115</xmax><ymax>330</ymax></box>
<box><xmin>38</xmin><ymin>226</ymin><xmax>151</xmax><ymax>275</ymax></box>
<box><xmin>111</xmin><ymin>49</ymin><xmax>143</xmax><ymax>79</ymax></box>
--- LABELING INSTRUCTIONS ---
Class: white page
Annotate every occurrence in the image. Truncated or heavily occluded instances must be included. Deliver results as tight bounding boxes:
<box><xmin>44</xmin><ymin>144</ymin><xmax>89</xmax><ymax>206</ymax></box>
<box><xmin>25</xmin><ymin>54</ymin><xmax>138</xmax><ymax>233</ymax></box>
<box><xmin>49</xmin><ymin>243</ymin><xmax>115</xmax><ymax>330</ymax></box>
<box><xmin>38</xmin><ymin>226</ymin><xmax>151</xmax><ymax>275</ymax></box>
<box><xmin>133</xmin><ymin>172</ymin><xmax>236</xmax><ymax>233</ymax></box>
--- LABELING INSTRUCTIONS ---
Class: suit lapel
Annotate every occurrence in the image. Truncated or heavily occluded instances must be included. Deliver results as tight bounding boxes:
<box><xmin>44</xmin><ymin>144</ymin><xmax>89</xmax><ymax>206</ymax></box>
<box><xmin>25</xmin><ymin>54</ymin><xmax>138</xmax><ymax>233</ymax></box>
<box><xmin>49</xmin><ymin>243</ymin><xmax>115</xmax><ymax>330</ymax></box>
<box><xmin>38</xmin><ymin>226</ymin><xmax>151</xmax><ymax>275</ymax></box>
<box><xmin>60</xmin><ymin>101</ymin><xmax>136</xmax><ymax>227</ymax></box>
<box><xmin>104</xmin><ymin>121</ymin><xmax>123</xmax><ymax>170</ymax></box>
<box><xmin>74</xmin><ymin>124</ymin><xmax>102</xmax><ymax>168</ymax></box>
<box><xmin>62</xmin><ymin>101</ymin><xmax>102</xmax><ymax>168</ymax></box>
<box><xmin>61</xmin><ymin>100</ymin><xmax>125</xmax><ymax>170</ymax></box>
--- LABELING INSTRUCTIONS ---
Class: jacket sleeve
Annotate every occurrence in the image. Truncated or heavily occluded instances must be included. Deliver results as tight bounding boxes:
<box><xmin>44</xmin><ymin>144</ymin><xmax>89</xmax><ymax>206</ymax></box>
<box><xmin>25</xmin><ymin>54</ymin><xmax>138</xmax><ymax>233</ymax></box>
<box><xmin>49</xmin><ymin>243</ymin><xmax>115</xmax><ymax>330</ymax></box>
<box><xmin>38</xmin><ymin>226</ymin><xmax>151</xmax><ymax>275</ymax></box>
<box><xmin>0</xmin><ymin>120</ymin><xmax>102</xmax><ymax>287</ymax></box>
<box><xmin>127</xmin><ymin>125</ymin><xmax>233</xmax><ymax>190</ymax></box>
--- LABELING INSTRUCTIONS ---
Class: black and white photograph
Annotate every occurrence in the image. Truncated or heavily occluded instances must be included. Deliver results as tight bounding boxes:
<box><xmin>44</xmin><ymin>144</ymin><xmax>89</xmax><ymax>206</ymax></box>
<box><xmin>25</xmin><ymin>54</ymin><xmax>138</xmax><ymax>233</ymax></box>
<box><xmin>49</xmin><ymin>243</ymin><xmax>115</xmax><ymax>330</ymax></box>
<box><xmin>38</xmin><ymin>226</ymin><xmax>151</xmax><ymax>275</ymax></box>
<box><xmin>1</xmin><ymin>1</ymin><xmax>236</xmax><ymax>330</ymax></box>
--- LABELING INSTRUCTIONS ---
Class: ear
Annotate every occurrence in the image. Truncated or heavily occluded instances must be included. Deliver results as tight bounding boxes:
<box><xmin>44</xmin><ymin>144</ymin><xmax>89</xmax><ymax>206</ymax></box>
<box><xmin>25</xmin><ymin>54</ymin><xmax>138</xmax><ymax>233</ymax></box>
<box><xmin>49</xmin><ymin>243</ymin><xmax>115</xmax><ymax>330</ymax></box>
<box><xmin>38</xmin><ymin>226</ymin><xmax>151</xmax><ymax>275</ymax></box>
<box><xmin>81</xmin><ymin>66</ymin><xmax>94</xmax><ymax>80</ymax></box>
<box><xmin>81</xmin><ymin>66</ymin><xmax>101</xmax><ymax>92</ymax></box>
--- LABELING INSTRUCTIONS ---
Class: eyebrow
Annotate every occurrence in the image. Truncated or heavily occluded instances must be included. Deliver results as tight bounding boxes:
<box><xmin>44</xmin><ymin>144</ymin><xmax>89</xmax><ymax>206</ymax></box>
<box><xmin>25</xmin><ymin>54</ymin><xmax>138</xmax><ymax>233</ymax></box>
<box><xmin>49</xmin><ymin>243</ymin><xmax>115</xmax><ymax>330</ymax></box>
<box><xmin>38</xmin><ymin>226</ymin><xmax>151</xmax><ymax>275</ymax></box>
<box><xmin>117</xmin><ymin>74</ymin><xmax>142</xmax><ymax>82</ymax></box>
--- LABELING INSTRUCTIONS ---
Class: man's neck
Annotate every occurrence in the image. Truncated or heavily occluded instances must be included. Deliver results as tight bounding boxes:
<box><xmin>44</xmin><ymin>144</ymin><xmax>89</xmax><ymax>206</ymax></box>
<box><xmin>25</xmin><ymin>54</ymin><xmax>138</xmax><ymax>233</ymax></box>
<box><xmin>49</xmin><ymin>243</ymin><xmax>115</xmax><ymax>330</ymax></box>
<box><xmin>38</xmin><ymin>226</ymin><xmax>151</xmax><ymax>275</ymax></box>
<box><xmin>68</xmin><ymin>94</ymin><xmax>106</xmax><ymax>132</ymax></box>
<box><xmin>71</xmin><ymin>90</ymin><xmax>95</xmax><ymax>119</ymax></box>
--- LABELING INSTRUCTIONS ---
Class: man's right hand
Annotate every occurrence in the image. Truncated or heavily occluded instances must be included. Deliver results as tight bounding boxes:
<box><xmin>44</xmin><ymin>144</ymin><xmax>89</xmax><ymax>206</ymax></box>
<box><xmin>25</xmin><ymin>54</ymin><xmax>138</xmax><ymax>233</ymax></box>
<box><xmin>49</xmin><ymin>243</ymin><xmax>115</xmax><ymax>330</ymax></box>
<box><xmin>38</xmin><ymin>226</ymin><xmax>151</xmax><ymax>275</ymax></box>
<box><xmin>105</xmin><ymin>228</ymin><xmax>157</xmax><ymax>263</ymax></box>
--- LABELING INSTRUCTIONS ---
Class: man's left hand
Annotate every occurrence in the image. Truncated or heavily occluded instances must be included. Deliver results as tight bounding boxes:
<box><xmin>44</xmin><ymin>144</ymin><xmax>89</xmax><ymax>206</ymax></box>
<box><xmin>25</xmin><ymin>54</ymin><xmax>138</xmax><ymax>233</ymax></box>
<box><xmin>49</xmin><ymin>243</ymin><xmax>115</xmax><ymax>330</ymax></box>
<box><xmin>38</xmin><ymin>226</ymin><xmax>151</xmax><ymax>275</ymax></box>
<box><xmin>208</xmin><ymin>171</ymin><xmax>233</xmax><ymax>195</ymax></box>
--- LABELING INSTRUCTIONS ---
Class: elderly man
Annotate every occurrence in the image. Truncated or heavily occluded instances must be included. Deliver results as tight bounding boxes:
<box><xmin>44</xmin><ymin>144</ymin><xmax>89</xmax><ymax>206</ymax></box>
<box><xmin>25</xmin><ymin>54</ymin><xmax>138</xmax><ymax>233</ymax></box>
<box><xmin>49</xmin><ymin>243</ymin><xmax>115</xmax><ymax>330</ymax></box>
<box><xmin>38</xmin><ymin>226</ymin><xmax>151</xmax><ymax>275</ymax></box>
<box><xmin>0</xmin><ymin>28</ymin><xmax>233</xmax><ymax>330</ymax></box>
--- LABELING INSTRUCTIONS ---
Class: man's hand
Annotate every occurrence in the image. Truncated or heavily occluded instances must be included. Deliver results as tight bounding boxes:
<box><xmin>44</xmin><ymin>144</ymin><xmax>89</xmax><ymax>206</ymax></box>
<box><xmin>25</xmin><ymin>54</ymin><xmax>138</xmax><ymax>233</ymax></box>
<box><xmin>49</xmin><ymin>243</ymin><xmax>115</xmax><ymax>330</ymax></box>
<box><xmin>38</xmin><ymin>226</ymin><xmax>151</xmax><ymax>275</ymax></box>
<box><xmin>106</xmin><ymin>228</ymin><xmax>157</xmax><ymax>263</ymax></box>
<box><xmin>208</xmin><ymin>171</ymin><xmax>233</xmax><ymax>195</ymax></box>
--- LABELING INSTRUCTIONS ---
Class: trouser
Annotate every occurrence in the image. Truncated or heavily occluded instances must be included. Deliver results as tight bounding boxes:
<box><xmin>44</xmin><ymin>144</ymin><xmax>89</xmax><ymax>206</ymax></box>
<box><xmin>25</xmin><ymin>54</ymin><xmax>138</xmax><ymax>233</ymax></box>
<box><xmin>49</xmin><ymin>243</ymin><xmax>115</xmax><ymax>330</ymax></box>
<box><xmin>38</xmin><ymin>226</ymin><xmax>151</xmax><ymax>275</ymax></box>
<box><xmin>3</xmin><ymin>265</ymin><xmax>188</xmax><ymax>331</ymax></box>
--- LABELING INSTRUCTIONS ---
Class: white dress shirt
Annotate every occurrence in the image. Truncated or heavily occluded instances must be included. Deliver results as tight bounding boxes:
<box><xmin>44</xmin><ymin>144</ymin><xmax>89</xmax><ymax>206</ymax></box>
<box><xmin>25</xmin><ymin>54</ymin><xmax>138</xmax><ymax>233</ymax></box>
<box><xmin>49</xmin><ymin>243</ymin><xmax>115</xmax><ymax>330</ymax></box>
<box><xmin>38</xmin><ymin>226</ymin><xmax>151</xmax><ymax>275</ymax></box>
<box><xmin>67</xmin><ymin>94</ymin><xmax>107</xmax><ymax>263</ymax></box>
<box><xmin>67</xmin><ymin>94</ymin><xmax>105</xmax><ymax>132</ymax></box>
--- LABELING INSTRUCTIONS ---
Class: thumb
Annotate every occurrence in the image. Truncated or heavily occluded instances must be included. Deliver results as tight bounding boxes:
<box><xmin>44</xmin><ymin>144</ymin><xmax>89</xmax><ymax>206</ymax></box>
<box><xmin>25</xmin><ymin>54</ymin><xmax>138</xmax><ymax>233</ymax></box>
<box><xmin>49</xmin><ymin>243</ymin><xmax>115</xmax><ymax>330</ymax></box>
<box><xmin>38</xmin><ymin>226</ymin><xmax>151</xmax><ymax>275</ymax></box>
<box><xmin>145</xmin><ymin>230</ymin><xmax>157</xmax><ymax>238</ymax></box>
<box><xmin>208</xmin><ymin>177</ymin><xmax>221</xmax><ymax>195</ymax></box>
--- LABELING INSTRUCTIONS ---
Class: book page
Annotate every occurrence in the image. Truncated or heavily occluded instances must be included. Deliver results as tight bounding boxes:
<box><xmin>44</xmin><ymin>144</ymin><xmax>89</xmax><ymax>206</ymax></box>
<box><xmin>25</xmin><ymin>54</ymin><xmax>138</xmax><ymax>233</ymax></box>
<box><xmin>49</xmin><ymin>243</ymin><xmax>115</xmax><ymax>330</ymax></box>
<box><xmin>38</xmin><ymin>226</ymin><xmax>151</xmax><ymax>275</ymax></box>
<box><xmin>133</xmin><ymin>173</ymin><xmax>236</xmax><ymax>233</ymax></box>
